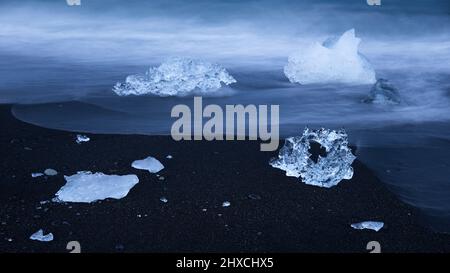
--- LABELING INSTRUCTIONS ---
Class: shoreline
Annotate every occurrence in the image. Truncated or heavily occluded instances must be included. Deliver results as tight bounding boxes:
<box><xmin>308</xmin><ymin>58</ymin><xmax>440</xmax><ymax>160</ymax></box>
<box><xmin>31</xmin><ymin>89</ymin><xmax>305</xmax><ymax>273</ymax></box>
<box><xmin>1</xmin><ymin>104</ymin><xmax>450</xmax><ymax>252</ymax></box>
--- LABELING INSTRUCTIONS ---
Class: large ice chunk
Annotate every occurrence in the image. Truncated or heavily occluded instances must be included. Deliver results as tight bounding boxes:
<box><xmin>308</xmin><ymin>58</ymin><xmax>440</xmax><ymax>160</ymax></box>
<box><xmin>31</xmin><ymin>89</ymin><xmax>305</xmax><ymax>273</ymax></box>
<box><xmin>55</xmin><ymin>171</ymin><xmax>139</xmax><ymax>203</ymax></box>
<box><xmin>132</xmin><ymin>156</ymin><xmax>164</xmax><ymax>173</ymax></box>
<box><xmin>351</xmin><ymin>221</ymin><xmax>384</xmax><ymax>232</ymax></box>
<box><xmin>363</xmin><ymin>79</ymin><xmax>401</xmax><ymax>105</ymax></box>
<box><xmin>113</xmin><ymin>58</ymin><xmax>236</xmax><ymax>96</ymax></box>
<box><xmin>284</xmin><ymin>29</ymin><xmax>376</xmax><ymax>85</ymax></box>
<box><xmin>270</xmin><ymin>128</ymin><xmax>356</xmax><ymax>188</ymax></box>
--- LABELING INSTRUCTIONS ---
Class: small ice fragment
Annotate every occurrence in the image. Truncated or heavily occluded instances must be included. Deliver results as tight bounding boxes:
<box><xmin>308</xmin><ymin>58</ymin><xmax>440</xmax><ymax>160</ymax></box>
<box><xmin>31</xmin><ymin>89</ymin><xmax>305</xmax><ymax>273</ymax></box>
<box><xmin>351</xmin><ymin>221</ymin><xmax>384</xmax><ymax>232</ymax></box>
<box><xmin>132</xmin><ymin>156</ymin><xmax>164</xmax><ymax>173</ymax></box>
<box><xmin>44</xmin><ymin>169</ymin><xmax>58</xmax><ymax>176</ymax></box>
<box><xmin>29</xmin><ymin>229</ymin><xmax>54</xmax><ymax>242</ymax></box>
<box><xmin>270</xmin><ymin>128</ymin><xmax>356</xmax><ymax>188</ymax></box>
<box><xmin>55</xmin><ymin>171</ymin><xmax>139</xmax><ymax>203</ymax></box>
<box><xmin>166</xmin><ymin>155</ymin><xmax>173</xmax><ymax>159</ymax></box>
<box><xmin>158</xmin><ymin>176</ymin><xmax>165</xmax><ymax>181</ymax></box>
<box><xmin>32</xmin><ymin>173</ymin><xmax>44</xmax><ymax>178</ymax></box>
<box><xmin>160</xmin><ymin>197</ymin><xmax>168</xmax><ymax>203</ymax></box>
<box><xmin>75</xmin><ymin>134</ymin><xmax>90</xmax><ymax>144</ymax></box>
<box><xmin>284</xmin><ymin>29</ymin><xmax>376</xmax><ymax>85</ymax></box>
<box><xmin>363</xmin><ymin>79</ymin><xmax>401</xmax><ymax>105</ymax></box>
<box><xmin>113</xmin><ymin>57</ymin><xmax>236</xmax><ymax>97</ymax></box>
<box><xmin>222</xmin><ymin>201</ymin><xmax>231</xmax><ymax>207</ymax></box>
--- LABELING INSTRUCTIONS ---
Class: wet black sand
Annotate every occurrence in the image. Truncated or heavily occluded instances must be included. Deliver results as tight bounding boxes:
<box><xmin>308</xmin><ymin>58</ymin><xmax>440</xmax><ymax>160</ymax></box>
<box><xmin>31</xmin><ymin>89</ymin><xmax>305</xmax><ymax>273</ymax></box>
<box><xmin>1</xmin><ymin>104</ymin><xmax>450</xmax><ymax>253</ymax></box>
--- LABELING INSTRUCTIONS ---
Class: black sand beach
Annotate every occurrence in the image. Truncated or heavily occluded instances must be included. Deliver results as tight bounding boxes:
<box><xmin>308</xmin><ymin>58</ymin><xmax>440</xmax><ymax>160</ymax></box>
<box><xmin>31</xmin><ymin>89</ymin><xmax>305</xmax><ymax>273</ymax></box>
<box><xmin>1</xmin><ymin>104</ymin><xmax>450</xmax><ymax>253</ymax></box>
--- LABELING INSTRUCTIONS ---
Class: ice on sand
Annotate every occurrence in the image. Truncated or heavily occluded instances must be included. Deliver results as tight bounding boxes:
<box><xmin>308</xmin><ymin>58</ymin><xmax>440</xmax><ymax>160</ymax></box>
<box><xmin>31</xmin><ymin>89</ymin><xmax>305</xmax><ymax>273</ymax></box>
<box><xmin>76</xmin><ymin>134</ymin><xmax>90</xmax><ymax>144</ymax></box>
<box><xmin>270</xmin><ymin>128</ymin><xmax>356</xmax><ymax>188</ymax></box>
<box><xmin>351</xmin><ymin>221</ymin><xmax>384</xmax><ymax>232</ymax></box>
<box><xmin>30</xmin><ymin>229</ymin><xmax>54</xmax><ymax>242</ymax></box>
<box><xmin>55</xmin><ymin>171</ymin><xmax>139</xmax><ymax>203</ymax></box>
<box><xmin>32</xmin><ymin>169</ymin><xmax>57</xmax><ymax>177</ymax></box>
<box><xmin>113</xmin><ymin>57</ymin><xmax>236</xmax><ymax>97</ymax></box>
<box><xmin>132</xmin><ymin>156</ymin><xmax>164</xmax><ymax>173</ymax></box>
<box><xmin>284</xmin><ymin>29</ymin><xmax>376</xmax><ymax>85</ymax></box>
<box><xmin>44</xmin><ymin>169</ymin><xmax>58</xmax><ymax>176</ymax></box>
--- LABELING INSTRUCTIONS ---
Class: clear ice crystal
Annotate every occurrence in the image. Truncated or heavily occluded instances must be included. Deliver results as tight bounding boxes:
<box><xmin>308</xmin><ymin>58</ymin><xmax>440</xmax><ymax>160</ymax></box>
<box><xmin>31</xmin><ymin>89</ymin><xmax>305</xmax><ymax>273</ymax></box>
<box><xmin>284</xmin><ymin>29</ymin><xmax>376</xmax><ymax>85</ymax></box>
<box><xmin>113</xmin><ymin>57</ymin><xmax>236</xmax><ymax>97</ymax></box>
<box><xmin>270</xmin><ymin>128</ymin><xmax>356</xmax><ymax>188</ymax></box>
<box><xmin>351</xmin><ymin>221</ymin><xmax>384</xmax><ymax>232</ymax></box>
<box><xmin>30</xmin><ymin>229</ymin><xmax>54</xmax><ymax>242</ymax></box>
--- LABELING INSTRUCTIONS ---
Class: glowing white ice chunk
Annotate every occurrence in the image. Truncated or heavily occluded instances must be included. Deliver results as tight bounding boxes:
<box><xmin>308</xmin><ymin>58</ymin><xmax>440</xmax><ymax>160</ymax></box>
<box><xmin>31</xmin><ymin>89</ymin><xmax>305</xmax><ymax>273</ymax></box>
<box><xmin>284</xmin><ymin>29</ymin><xmax>376</xmax><ymax>85</ymax></box>
<box><xmin>76</xmin><ymin>134</ymin><xmax>90</xmax><ymax>144</ymax></box>
<box><xmin>270</xmin><ymin>128</ymin><xmax>356</xmax><ymax>188</ymax></box>
<box><xmin>132</xmin><ymin>156</ymin><xmax>164</xmax><ymax>173</ymax></box>
<box><xmin>55</xmin><ymin>171</ymin><xmax>139</xmax><ymax>203</ymax></box>
<box><xmin>30</xmin><ymin>229</ymin><xmax>54</xmax><ymax>242</ymax></box>
<box><xmin>113</xmin><ymin>58</ymin><xmax>236</xmax><ymax>96</ymax></box>
<box><xmin>351</xmin><ymin>221</ymin><xmax>384</xmax><ymax>232</ymax></box>
<box><xmin>31</xmin><ymin>173</ymin><xmax>44</xmax><ymax>178</ymax></box>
